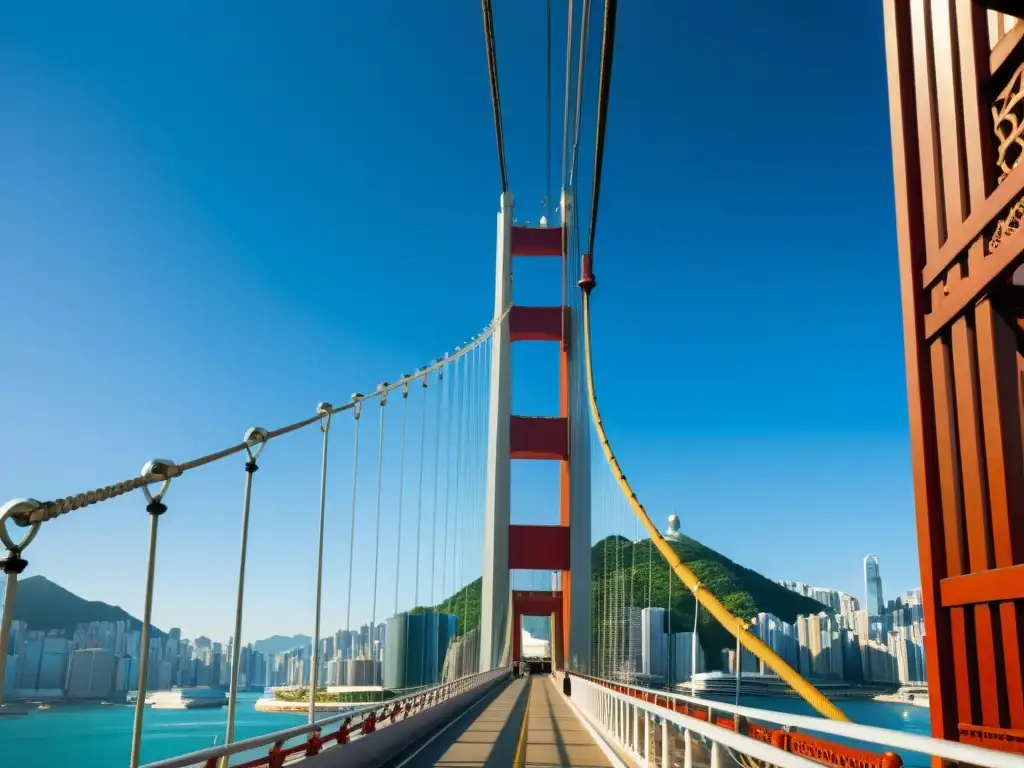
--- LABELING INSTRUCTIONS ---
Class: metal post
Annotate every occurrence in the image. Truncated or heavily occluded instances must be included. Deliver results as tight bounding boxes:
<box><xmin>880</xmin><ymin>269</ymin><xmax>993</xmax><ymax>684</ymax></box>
<box><xmin>683</xmin><ymin>728</ymin><xmax>693</xmax><ymax>768</ymax></box>
<box><xmin>308</xmin><ymin>404</ymin><xmax>332</xmax><ymax>724</ymax></box>
<box><xmin>644</xmin><ymin>710</ymin><xmax>651</xmax><ymax>761</ymax></box>
<box><xmin>711</xmin><ymin>740</ymin><xmax>722</xmax><ymax>768</ymax></box>
<box><xmin>0</xmin><ymin>499</ymin><xmax>41</xmax><ymax>708</ymax></box>
<box><xmin>661</xmin><ymin>714</ymin><xmax>669</xmax><ymax>768</ymax></box>
<box><xmin>225</xmin><ymin>429</ymin><xmax>267</xmax><ymax>753</ymax></box>
<box><xmin>129</xmin><ymin>461</ymin><xmax>175</xmax><ymax>768</ymax></box>
<box><xmin>631</xmin><ymin>701</ymin><xmax>638</xmax><ymax>752</ymax></box>
<box><xmin>480</xmin><ymin>190</ymin><xmax>513</xmax><ymax>671</ymax></box>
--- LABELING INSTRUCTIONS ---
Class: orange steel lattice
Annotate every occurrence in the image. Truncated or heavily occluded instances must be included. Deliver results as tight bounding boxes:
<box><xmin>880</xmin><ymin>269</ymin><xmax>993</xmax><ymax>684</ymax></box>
<box><xmin>883</xmin><ymin>0</ymin><xmax>1024</xmax><ymax>756</ymax></box>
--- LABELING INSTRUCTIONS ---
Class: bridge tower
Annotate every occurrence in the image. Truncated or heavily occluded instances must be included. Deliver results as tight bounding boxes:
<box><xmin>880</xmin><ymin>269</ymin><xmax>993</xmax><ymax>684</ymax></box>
<box><xmin>884</xmin><ymin>1</ymin><xmax>1024</xmax><ymax>753</ymax></box>
<box><xmin>480</xmin><ymin>191</ymin><xmax>591</xmax><ymax>673</ymax></box>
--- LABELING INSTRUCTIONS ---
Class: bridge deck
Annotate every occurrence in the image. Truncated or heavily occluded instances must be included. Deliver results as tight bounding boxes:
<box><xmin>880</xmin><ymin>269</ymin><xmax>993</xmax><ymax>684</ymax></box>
<box><xmin>397</xmin><ymin>675</ymin><xmax>613</xmax><ymax>768</ymax></box>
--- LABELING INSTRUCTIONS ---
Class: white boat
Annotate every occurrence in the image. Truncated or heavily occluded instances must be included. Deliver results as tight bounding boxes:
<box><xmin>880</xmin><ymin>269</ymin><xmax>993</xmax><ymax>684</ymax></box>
<box><xmin>146</xmin><ymin>687</ymin><xmax>228</xmax><ymax>709</ymax></box>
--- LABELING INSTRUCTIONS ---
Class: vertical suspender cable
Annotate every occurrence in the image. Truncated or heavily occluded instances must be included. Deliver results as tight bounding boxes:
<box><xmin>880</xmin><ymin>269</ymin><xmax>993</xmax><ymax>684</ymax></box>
<box><xmin>344</xmin><ymin>399</ymin><xmax>363</xmax><ymax>649</ymax></box>
<box><xmin>560</xmin><ymin>0</ymin><xmax>575</xmax><ymax>191</ymax></box>
<box><xmin>453</xmin><ymin>353</ymin><xmax>466</xmax><ymax>668</ymax></box>
<box><xmin>545</xmin><ymin>0</ymin><xmax>552</xmax><ymax>216</ymax></box>
<box><xmin>667</xmin><ymin>556</ymin><xmax>672</xmax><ymax>686</ymax></box>
<box><xmin>416</xmin><ymin>374</ymin><xmax>429</xmax><ymax>685</ymax></box>
<box><xmin>369</xmin><ymin>383</ymin><xmax>388</xmax><ymax>692</ymax></box>
<box><xmin>394</xmin><ymin>383</ymin><xmax>410</xmax><ymax>616</ymax></box>
<box><xmin>429</xmin><ymin>363</ymin><xmax>445</xmax><ymax>682</ymax></box>
<box><xmin>415</xmin><ymin>377</ymin><xmax>428</xmax><ymax>610</ymax></box>
<box><xmin>225</xmin><ymin>428</ymin><xmax>268</xmax><ymax>755</ymax></box>
<box><xmin>567</xmin><ymin>0</ymin><xmax>591</xmax><ymax>188</ymax></box>
<box><xmin>441</xmin><ymin>360</ymin><xmax>458</xmax><ymax>605</ymax></box>
<box><xmin>309</xmin><ymin>405</ymin><xmax>333</xmax><ymax>724</ymax></box>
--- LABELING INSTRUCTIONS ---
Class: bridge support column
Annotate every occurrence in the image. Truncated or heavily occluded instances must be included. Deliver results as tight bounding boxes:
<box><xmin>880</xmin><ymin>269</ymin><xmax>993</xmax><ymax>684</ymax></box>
<box><xmin>481</xmin><ymin>190</ymin><xmax>513</xmax><ymax>671</ymax></box>
<box><xmin>481</xmin><ymin>188</ymin><xmax>590</xmax><ymax>672</ymax></box>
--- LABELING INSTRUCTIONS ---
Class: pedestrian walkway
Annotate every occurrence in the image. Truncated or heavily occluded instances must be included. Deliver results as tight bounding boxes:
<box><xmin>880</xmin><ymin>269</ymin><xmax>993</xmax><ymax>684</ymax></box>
<box><xmin>521</xmin><ymin>677</ymin><xmax>612</xmax><ymax>768</ymax></box>
<box><xmin>399</xmin><ymin>675</ymin><xmax>615</xmax><ymax>767</ymax></box>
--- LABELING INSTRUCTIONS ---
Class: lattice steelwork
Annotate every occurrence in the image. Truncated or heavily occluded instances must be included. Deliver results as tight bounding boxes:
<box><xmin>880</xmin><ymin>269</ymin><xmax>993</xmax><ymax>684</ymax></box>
<box><xmin>883</xmin><ymin>0</ymin><xmax>1024</xmax><ymax>751</ymax></box>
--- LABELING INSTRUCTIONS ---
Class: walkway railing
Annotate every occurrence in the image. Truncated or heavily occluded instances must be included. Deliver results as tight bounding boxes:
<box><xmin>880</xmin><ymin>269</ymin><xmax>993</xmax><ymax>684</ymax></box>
<box><xmin>573</xmin><ymin>674</ymin><xmax>1024</xmax><ymax>768</ymax></box>
<box><xmin>139</xmin><ymin>667</ymin><xmax>510</xmax><ymax>768</ymax></box>
<box><xmin>569</xmin><ymin>674</ymin><xmax>823</xmax><ymax>768</ymax></box>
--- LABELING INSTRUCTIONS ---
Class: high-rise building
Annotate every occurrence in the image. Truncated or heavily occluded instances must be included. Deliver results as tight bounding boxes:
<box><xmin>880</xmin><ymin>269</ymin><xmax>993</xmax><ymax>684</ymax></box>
<box><xmin>383</xmin><ymin>612</ymin><xmax>455</xmax><ymax>689</ymax></box>
<box><xmin>66</xmin><ymin>649</ymin><xmax>117</xmax><ymax>699</ymax></box>
<box><xmin>863</xmin><ymin>555</ymin><xmax>884</xmax><ymax>618</ymax></box>
<box><xmin>640</xmin><ymin>608</ymin><xmax>667</xmax><ymax>679</ymax></box>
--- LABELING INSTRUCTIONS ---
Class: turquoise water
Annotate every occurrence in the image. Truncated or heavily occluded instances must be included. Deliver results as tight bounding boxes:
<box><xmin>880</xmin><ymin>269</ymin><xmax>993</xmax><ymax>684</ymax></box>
<box><xmin>0</xmin><ymin>693</ymin><xmax>311</xmax><ymax>768</ymax></box>
<box><xmin>0</xmin><ymin>692</ymin><xmax>932</xmax><ymax>767</ymax></box>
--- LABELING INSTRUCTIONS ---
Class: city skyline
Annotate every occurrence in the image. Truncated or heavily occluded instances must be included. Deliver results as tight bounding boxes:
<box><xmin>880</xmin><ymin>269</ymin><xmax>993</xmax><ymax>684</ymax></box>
<box><xmin>4</xmin><ymin>549</ymin><xmax>920</xmax><ymax>658</ymax></box>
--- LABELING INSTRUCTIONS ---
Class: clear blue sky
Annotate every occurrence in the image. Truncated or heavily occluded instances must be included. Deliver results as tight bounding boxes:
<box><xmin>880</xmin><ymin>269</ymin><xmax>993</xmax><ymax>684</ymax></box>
<box><xmin>0</xmin><ymin>1</ymin><xmax>916</xmax><ymax>644</ymax></box>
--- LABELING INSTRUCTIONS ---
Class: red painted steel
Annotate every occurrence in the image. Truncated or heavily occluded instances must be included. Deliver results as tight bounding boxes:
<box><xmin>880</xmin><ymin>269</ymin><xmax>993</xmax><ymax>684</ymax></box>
<box><xmin>510</xmin><ymin>225</ymin><xmax>562</xmax><ymax>256</ymax></box>
<box><xmin>509</xmin><ymin>305</ymin><xmax>563</xmax><ymax>342</ymax></box>
<box><xmin>957</xmin><ymin>723</ymin><xmax>1024</xmax><ymax>755</ymax></box>
<box><xmin>511</xmin><ymin>590</ymin><xmax>562</xmax><ymax>668</ymax></box>
<box><xmin>508</xmin><ymin>524</ymin><xmax>570</xmax><ymax>570</ymax></box>
<box><xmin>883</xmin><ymin>0</ymin><xmax>1024</xmax><ymax>751</ymax></box>
<box><xmin>509</xmin><ymin>415</ymin><xmax>568</xmax><ymax>460</ymax></box>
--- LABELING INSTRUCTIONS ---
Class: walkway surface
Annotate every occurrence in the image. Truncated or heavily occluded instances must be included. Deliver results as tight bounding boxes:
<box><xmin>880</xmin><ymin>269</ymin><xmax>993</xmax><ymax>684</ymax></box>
<box><xmin>397</xmin><ymin>675</ymin><xmax>612</xmax><ymax>768</ymax></box>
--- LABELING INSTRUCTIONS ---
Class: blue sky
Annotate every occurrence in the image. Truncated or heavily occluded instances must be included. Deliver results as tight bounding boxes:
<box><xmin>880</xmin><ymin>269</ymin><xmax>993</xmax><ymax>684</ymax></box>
<box><xmin>0</xmin><ymin>1</ymin><xmax>916</xmax><ymax>644</ymax></box>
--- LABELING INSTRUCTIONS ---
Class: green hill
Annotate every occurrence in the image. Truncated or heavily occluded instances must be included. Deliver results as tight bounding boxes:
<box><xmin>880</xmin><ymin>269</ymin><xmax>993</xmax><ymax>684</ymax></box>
<box><xmin>428</xmin><ymin>532</ymin><xmax>825</xmax><ymax>664</ymax></box>
<box><xmin>10</xmin><ymin>575</ymin><xmax>166</xmax><ymax>638</ymax></box>
<box><xmin>592</xmin><ymin>533</ymin><xmax>827</xmax><ymax>660</ymax></box>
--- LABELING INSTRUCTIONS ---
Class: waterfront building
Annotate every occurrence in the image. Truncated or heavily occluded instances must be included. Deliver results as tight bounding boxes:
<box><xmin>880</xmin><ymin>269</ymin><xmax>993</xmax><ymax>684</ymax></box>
<box><xmin>864</xmin><ymin>555</ymin><xmax>885</xmax><ymax>618</ymax></box>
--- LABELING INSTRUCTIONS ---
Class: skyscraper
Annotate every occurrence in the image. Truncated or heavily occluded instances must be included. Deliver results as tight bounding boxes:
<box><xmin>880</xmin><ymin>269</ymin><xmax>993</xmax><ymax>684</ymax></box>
<box><xmin>864</xmin><ymin>555</ymin><xmax>884</xmax><ymax>618</ymax></box>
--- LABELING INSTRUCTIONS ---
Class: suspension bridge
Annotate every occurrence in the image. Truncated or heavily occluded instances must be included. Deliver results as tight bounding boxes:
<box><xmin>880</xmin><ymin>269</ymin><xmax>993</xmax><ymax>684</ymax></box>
<box><xmin>2</xmin><ymin>1</ymin><xmax>1024</xmax><ymax>767</ymax></box>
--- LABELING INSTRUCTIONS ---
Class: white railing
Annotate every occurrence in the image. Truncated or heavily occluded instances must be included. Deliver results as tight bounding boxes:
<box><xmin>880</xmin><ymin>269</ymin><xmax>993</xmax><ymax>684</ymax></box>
<box><xmin>566</xmin><ymin>673</ymin><xmax>823</xmax><ymax>768</ymax></box>
<box><xmin>139</xmin><ymin>667</ymin><xmax>510</xmax><ymax>768</ymax></box>
<box><xmin>573</xmin><ymin>674</ymin><xmax>1024</xmax><ymax>768</ymax></box>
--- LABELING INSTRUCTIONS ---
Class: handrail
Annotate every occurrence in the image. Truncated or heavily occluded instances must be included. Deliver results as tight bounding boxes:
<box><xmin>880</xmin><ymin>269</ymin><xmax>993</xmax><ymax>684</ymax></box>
<box><xmin>139</xmin><ymin>668</ymin><xmax>511</xmax><ymax>768</ymax></box>
<box><xmin>580</xmin><ymin>673</ymin><xmax>1024</xmax><ymax>768</ymax></box>
<box><xmin>580</xmin><ymin>287</ymin><xmax>849</xmax><ymax>723</ymax></box>
<box><xmin>570</xmin><ymin>675</ymin><xmax>823</xmax><ymax>768</ymax></box>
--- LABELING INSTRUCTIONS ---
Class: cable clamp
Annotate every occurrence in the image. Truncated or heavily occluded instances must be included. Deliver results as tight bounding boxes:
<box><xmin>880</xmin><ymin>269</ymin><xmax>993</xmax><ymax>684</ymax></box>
<box><xmin>436</xmin><ymin>356</ymin><xmax>447</xmax><ymax>381</ymax></box>
<box><xmin>401</xmin><ymin>376</ymin><xmax>412</xmax><ymax>398</ymax></box>
<box><xmin>0</xmin><ymin>499</ymin><xmax>41</xmax><ymax>556</ymax></box>
<box><xmin>317</xmin><ymin>402</ymin><xmax>333</xmax><ymax>432</ymax></box>
<box><xmin>140</xmin><ymin>459</ymin><xmax>176</xmax><ymax>515</ymax></box>
<box><xmin>378</xmin><ymin>382</ymin><xmax>389</xmax><ymax>406</ymax></box>
<box><xmin>351</xmin><ymin>393</ymin><xmax>364</xmax><ymax>420</ymax></box>
<box><xmin>243</xmin><ymin>428</ymin><xmax>268</xmax><ymax>472</ymax></box>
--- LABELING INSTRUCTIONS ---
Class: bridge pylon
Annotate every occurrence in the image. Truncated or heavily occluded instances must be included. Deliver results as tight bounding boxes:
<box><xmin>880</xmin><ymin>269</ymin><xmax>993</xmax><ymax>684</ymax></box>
<box><xmin>480</xmin><ymin>190</ymin><xmax>591</xmax><ymax>673</ymax></box>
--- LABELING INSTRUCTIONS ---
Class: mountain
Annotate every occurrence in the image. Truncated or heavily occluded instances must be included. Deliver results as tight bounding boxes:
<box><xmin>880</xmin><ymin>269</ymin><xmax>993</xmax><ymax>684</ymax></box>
<box><xmin>251</xmin><ymin>634</ymin><xmax>311</xmax><ymax>656</ymax></box>
<box><xmin>430</xmin><ymin>532</ymin><xmax>828</xmax><ymax>662</ymax></box>
<box><xmin>11</xmin><ymin>575</ymin><xmax>165</xmax><ymax>638</ymax></box>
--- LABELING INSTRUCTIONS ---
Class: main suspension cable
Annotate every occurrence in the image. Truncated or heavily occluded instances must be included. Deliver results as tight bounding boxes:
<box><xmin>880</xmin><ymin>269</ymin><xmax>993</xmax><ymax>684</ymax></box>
<box><xmin>579</xmin><ymin>288</ymin><xmax>850</xmax><ymax>721</ymax></box>
<box><xmin>8</xmin><ymin>307</ymin><xmax>511</xmax><ymax>530</ymax></box>
<box><xmin>586</xmin><ymin>0</ymin><xmax>617</xmax><ymax>255</ymax></box>
<box><xmin>481</xmin><ymin>0</ymin><xmax>509</xmax><ymax>193</ymax></box>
